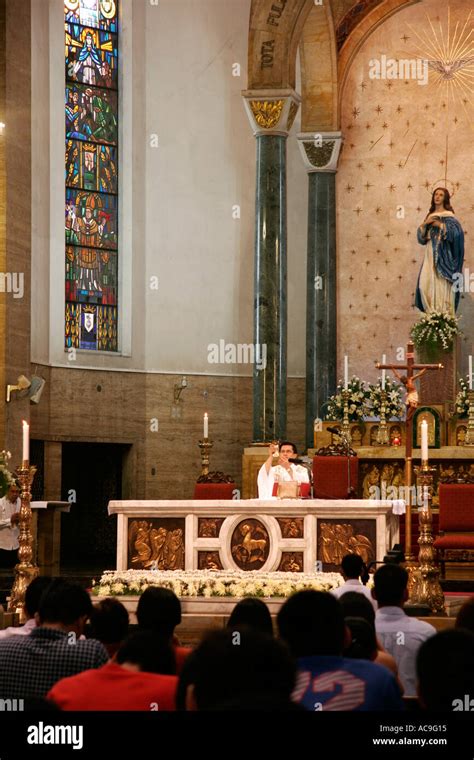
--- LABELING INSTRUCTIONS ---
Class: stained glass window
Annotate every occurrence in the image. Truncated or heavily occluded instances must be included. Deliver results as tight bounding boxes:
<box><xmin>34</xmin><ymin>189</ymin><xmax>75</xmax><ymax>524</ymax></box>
<box><xmin>64</xmin><ymin>0</ymin><xmax>119</xmax><ymax>352</ymax></box>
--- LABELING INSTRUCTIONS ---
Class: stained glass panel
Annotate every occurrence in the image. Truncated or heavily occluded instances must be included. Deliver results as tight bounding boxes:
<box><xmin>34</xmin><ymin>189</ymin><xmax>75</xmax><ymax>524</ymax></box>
<box><xmin>65</xmin><ymin>0</ymin><xmax>118</xmax><ymax>32</ymax></box>
<box><xmin>65</xmin><ymin>84</ymin><xmax>117</xmax><ymax>145</ymax></box>
<box><xmin>65</xmin><ymin>141</ymin><xmax>118</xmax><ymax>194</ymax></box>
<box><xmin>65</xmin><ymin>24</ymin><xmax>118</xmax><ymax>89</ymax></box>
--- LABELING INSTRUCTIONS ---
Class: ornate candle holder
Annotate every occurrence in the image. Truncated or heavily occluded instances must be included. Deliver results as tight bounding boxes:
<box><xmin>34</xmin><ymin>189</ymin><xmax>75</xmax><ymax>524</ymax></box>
<box><xmin>464</xmin><ymin>390</ymin><xmax>474</xmax><ymax>445</ymax></box>
<box><xmin>408</xmin><ymin>462</ymin><xmax>445</xmax><ymax>613</ymax></box>
<box><xmin>198</xmin><ymin>439</ymin><xmax>213</xmax><ymax>477</ymax></box>
<box><xmin>341</xmin><ymin>389</ymin><xmax>352</xmax><ymax>444</ymax></box>
<box><xmin>8</xmin><ymin>462</ymin><xmax>39</xmax><ymax>621</ymax></box>
<box><xmin>376</xmin><ymin>390</ymin><xmax>390</xmax><ymax>445</ymax></box>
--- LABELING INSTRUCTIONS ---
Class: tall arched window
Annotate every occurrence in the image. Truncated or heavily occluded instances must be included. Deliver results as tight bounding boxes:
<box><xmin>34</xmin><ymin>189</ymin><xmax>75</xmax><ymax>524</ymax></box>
<box><xmin>64</xmin><ymin>0</ymin><xmax>119</xmax><ymax>352</ymax></box>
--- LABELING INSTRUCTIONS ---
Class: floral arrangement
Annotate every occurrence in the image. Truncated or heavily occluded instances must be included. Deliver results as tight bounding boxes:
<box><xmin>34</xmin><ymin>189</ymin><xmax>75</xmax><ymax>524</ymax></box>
<box><xmin>0</xmin><ymin>450</ymin><xmax>14</xmax><ymax>498</ymax></box>
<box><xmin>92</xmin><ymin>569</ymin><xmax>344</xmax><ymax>599</ymax></box>
<box><xmin>410</xmin><ymin>311</ymin><xmax>460</xmax><ymax>358</ymax></box>
<box><xmin>368</xmin><ymin>377</ymin><xmax>404</xmax><ymax>420</ymax></box>
<box><xmin>455</xmin><ymin>375</ymin><xmax>471</xmax><ymax>418</ymax></box>
<box><xmin>324</xmin><ymin>377</ymin><xmax>370</xmax><ymax>422</ymax></box>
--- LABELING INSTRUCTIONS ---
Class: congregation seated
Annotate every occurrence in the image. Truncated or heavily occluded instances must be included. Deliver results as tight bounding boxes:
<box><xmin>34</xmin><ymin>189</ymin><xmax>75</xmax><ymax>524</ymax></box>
<box><xmin>177</xmin><ymin>627</ymin><xmax>299</xmax><ymax>710</ymax></box>
<box><xmin>0</xmin><ymin>579</ymin><xmax>108</xmax><ymax>699</ymax></box>
<box><xmin>87</xmin><ymin>597</ymin><xmax>130</xmax><ymax>658</ymax></box>
<box><xmin>136</xmin><ymin>586</ymin><xmax>191</xmax><ymax>673</ymax></box>
<box><xmin>339</xmin><ymin>591</ymin><xmax>401</xmax><ymax>687</ymax></box>
<box><xmin>331</xmin><ymin>554</ymin><xmax>377</xmax><ymax>610</ymax></box>
<box><xmin>48</xmin><ymin>631</ymin><xmax>178</xmax><ymax>711</ymax></box>
<box><xmin>277</xmin><ymin>590</ymin><xmax>403</xmax><ymax>711</ymax></box>
<box><xmin>0</xmin><ymin>575</ymin><xmax>51</xmax><ymax>640</ymax></box>
<box><xmin>373</xmin><ymin>564</ymin><xmax>436</xmax><ymax>697</ymax></box>
<box><xmin>416</xmin><ymin>629</ymin><xmax>474</xmax><ymax>710</ymax></box>
<box><xmin>227</xmin><ymin>597</ymin><xmax>274</xmax><ymax>637</ymax></box>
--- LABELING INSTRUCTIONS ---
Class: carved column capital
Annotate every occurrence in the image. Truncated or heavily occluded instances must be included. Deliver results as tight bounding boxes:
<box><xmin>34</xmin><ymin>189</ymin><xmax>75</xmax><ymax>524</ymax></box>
<box><xmin>297</xmin><ymin>131</ymin><xmax>343</xmax><ymax>172</ymax></box>
<box><xmin>242</xmin><ymin>89</ymin><xmax>301</xmax><ymax>137</ymax></box>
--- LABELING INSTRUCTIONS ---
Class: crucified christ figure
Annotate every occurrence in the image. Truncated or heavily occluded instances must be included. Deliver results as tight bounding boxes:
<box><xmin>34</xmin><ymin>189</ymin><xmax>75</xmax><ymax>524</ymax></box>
<box><xmin>390</xmin><ymin>367</ymin><xmax>428</xmax><ymax>423</ymax></box>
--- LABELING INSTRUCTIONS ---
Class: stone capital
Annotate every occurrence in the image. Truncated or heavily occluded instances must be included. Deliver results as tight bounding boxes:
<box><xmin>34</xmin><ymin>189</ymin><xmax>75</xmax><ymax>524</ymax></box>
<box><xmin>242</xmin><ymin>89</ymin><xmax>301</xmax><ymax>137</ymax></box>
<box><xmin>297</xmin><ymin>132</ymin><xmax>343</xmax><ymax>172</ymax></box>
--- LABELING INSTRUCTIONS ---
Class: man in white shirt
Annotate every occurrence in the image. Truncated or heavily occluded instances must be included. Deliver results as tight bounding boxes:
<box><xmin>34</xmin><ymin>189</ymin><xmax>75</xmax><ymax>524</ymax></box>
<box><xmin>257</xmin><ymin>442</ymin><xmax>310</xmax><ymax>499</ymax></box>
<box><xmin>0</xmin><ymin>483</ymin><xmax>21</xmax><ymax>568</ymax></box>
<box><xmin>331</xmin><ymin>553</ymin><xmax>377</xmax><ymax>610</ymax></box>
<box><xmin>373</xmin><ymin>563</ymin><xmax>435</xmax><ymax>697</ymax></box>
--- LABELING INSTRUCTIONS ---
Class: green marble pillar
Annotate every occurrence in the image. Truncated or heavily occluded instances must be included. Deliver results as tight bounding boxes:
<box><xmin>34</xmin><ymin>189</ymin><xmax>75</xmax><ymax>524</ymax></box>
<box><xmin>306</xmin><ymin>171</ymin><xmax>337</xmax><ymax>448</ymax></box>
<box><xmin>253</xmin><ymin>135</ymin><xmax>287</xmax><ymax>441</ymax></box>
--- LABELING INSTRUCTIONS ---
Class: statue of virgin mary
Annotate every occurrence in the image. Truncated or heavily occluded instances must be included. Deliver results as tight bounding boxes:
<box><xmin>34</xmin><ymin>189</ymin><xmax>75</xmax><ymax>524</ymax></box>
<box><xmin>415</xmin><ymin>187</ymin><xmax>464</xmax><ymax>315</ymax></box>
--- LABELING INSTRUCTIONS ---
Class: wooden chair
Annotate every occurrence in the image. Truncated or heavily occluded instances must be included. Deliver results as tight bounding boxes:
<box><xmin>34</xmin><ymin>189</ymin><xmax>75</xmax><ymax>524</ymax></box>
<box><xmin>434</xmin><ymin>484</ymin><xmax>474</xmax><ymax>578</ymax></box>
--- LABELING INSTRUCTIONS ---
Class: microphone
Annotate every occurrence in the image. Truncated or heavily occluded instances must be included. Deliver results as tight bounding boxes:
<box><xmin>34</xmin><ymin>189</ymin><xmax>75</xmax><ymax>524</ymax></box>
<box><xmin>289</xmin><ymin>457</ymin><xmax>304</xmax><ymax>465</ymax></box>
<box><xmin>327</xmin><ymin>426</ymin><xmax>342</xmax><ymax>435</ymax></box>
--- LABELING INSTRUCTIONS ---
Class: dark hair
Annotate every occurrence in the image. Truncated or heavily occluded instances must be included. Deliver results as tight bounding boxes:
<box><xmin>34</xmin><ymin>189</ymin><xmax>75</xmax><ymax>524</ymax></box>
<box><xmin>373</xmin><ymin>564</ymin><xmax>408</xmax><ymax>607</ymax></box>
<box><xmin>428</xmin><ymin>187</ymin><xmax>454</xmax><ymax>215</ymax></box>
<box><xmin>89</xmin><ymin>598</ymin><xmax>129</xmax><ymax>644</ymax></box>
<box><xmin>38</xmin><ymin>579</ymin><xmax>93</xmax><ymax>625</ymax></box>
<box><xmin>227</xmin><ymin>598</ymin><xmax>273</xmax><ymax>638</ymax></box>
<box><xmin>344</xmin><ymin>617</ymin><xmax>377</xmax><ymax>661</ymax></box>
<box><xmin>183</xmin><ymin>628</ymin><xmax>295</xmax><ymax>710</ymax></box>
<box><xmin>339</xmin><ymin>591</ymin><xmax>375</xmax><ymax>626</ymax></box>
<box><xmin>116</xmin><ymin>631</ymin><xmax>176</xmax><ymax>675</ymax></box>
<box><xmin>136</xmin><ymin>587</ymin><xmax>181</xmax><ymax>638</ymax></box>
<box><xmin>341</xmin><ymin>554</ymin><xmax>365</xmax><ymax>580</ymax></box>
<box><xmin>279</xmin><ymin>441</ymin><xmax>297</xmax><ymax>454</ymax></box>
<box><xmin>24</xmin><ymin>576</ymin><xmax>53</xmax><ymax>619</ymax></box>
<box><xmin>455</xmin><ymin>598</ymin><xmax>474</xmax><ymax>634</ymax></box>
<box><xmin>277</xmin><ymin>590</ymin><xmax>345</xmax><ymax>657</ymax></box>
<box><xmin>417</xmin><ymin>629</ymin><xmax>474</xmax><ymax>710</ymax></box>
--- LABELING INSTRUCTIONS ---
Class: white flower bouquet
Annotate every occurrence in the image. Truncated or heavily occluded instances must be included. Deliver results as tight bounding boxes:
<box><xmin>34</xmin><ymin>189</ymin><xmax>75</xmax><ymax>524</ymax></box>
<box><xmin>324</xmin><ymin>376</ymin><xmax>370</xmax><ymax>422</ymax></box>
<box><xmin>411</xmin><ymin>310</ymin><xmax>460</xmax><ymax>358</ymax></box>
<box><xmin>368</xmin><ymin>377</ymin><xmax>404</xmax><ymax>420</ymax></box>
<box><xmin>455</xmin><ymin>375</ymin><xmax>471</xmax><ymax>418</ymax></box>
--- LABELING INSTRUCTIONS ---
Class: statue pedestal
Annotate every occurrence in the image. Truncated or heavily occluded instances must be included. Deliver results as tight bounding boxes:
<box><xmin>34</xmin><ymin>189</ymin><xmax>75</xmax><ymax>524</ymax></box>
<box><xmin>418</xmin><ymin>338</ymin><xmax>460</xmax><ymax>405</ymax></box>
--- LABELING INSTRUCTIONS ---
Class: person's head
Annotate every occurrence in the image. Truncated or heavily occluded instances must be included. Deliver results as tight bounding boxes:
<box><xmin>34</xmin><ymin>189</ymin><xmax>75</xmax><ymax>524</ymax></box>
<box><xmin>136</xmin><ymin>586</ymin><xmax>181</xmax><ymax>639</ymax></box>
<box><xmin>277</xmin><ymin>590</ymin><xmax>347</xmax><ymax>657</ymax></box>
<box><xmin>339</xmin><ymin>591</ymin><xmax>376</xmax><ymax>627</ymax></box>
<box><xmin>278</xmin><ymin>441</ymin><xmax>297</xmax><ymax>464</ymax></box>
<box><xmin>429</xmin><ymin>186</ymin><xmax>454</xmax><ymax>213</ymax></box>
<box><xmin>227</xmin><ymin>598</ymin><xmax>273</xmax><ymax>638</ymax></box>
<box><xmin>181</xmin><ymin>628</ymin><xmax>295</xmax><ymax>710</ymax></box>
<box><xmin>343</xmin><ymin>617</ymin><xmax>377</xmax><ymax>661</ymax></box>
<box><xmin>115</xmin><ymin>631</ymin><xmax>176</xmax><ymax>675</ymax></box>
<box><xmin>417</xmin><ymin>629</ymin><xmax>474</xmax><ymax>710</ymax></box>
<box><xmin>89</xmin><ymin>598</ymin><xmax>129</xmax><ymax>656</ymax></box>
<box><xmin>373</xmin><ymin>564</ymin><xmax>408</xmax><ymax>608</ymax></box>
<box><xmin>24</xmin><ymin>576</ymin><xmax>53</xmax><ymax>621</ymax></box>
<box><xmin>455</xmin><ymin>598</ymin><xmax>474</xmax><ymax>634</ymax></box>
<box><xmin>6</xmin><ymin>483</ymin><xmax>20</xmax><ymax>503</ymax></box>
<box><xmin>341</xmin><ymin>553</ymin><xmax>365</xmax><ymax>581</ymax></box>
<box><xmin>37</xmin><ymin>579</ymin><xmax>93</xmax><ymax>635</ymax></box>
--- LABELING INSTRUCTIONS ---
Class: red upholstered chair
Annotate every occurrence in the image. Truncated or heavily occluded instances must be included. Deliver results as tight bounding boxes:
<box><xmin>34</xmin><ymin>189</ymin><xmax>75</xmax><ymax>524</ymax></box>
<box><xmin>434</xmin><ymin>484</ymin><xmax>474</xmax><ymax>578</ymax></box>
<box><xmin>312</xmin><ymin>456</ymin><xmax>358</xmax><ymax>499</ymax></box>
<box><xmin>193</xmin><ymin>482</ymin><xmax>236</xmax><ymax>500</ymax></box>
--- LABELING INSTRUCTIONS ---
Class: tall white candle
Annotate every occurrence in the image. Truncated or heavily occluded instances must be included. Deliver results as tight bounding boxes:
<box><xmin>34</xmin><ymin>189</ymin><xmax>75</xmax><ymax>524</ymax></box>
<box><xmin>469</xmin><ymin>355</ymin><xmax>473</xmax><ymax>391</ymax></box>
<box><xmin>382</xmin><ymin>354</ymin><xmax>386</xmax><ymax>391</ymax></box>
<box><xmin>421</xmin><ymin>420</ymin><xmax>428</xmax><ymax>462</ymax></box>
<box><xmin>344</xmin><ymin>355</ymin><xmax>349</xmax><ymax>390</ymax></box>
<box><xmin>203</xmin><ymin>413</ymin><xmax>208</xmax><ymax>439</ymax></box>
<box><xmin>22</xmin><ymin>420</ymin><xmax>29</xmax><ymax>462</ymax></box>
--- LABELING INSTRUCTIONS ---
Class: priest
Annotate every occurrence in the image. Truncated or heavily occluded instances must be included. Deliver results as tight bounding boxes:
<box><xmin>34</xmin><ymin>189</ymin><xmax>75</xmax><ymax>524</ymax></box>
<box><xmin>257</xmin><ymin>442</ymin><xmax>311</xmax><ymax>499</ymax></box>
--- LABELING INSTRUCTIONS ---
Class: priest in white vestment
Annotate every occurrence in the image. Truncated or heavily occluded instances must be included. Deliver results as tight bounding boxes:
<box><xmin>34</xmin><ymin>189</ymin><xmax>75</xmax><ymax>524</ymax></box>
<box><xmin>257</xmin><ymin>442</ymin><xmax>310</xmax><ymax>499</ymax></box>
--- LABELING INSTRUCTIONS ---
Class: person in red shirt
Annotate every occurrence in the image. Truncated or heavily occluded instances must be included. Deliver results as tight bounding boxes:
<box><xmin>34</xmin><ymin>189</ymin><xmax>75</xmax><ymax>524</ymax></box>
<box><xmin>48</xmin><ymin>631</ymin><xmax>178</xmax><ymax>711</ymax></box>
<box><xmin>136</xmin><ymin>587</ymin><xmax>191</xmax><ymax>672</ymax></box>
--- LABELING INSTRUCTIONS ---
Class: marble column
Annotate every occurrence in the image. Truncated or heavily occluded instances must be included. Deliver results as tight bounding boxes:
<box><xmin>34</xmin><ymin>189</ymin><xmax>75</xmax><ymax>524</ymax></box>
<box><xmin>242</xmin><ymin>90</ymin><xmax>300</xmax><ymax>442</ymax></box>
<box><xmin>297</xmin><ymin>133</ymin><xmax>342</xmax><ymax>449</ymax></box>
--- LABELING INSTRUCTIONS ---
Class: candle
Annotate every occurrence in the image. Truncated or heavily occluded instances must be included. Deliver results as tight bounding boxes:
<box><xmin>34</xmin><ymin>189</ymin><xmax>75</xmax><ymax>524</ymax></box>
<box><xmin>469</xmin><ymin>355</ymin><xmax>473</xmax><ymax>391</ymax></box>
<box><xmin>382</xmin><ymin>354</ymin><xmax>386</xmax><ymax>391</ymax></box>
<box><xmin>203</xmin><ymin>413</ymin><xmax>208</xmax><ymax>439</ymax></box>
<box><xmin>22</xmin><ymin>419</ymin><xmax>29</xmax><ymax>463</ymax></box>
<box><xmin>421</xmin><ymin>420</ymin><xmax>428</xmax><ymax>462</ymax></box>
<box><xmin>344</xmin><ymin>355</ymin><xmax>349</xmax><ymax>390</ymax></box>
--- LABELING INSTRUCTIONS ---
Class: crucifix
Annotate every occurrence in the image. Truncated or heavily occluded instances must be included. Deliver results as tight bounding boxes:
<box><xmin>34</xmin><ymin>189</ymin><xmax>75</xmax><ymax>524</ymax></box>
<box><xmin>375</xmin><ymin>340</ymin><xmax>443</xmax><ymax>560</ymax></box>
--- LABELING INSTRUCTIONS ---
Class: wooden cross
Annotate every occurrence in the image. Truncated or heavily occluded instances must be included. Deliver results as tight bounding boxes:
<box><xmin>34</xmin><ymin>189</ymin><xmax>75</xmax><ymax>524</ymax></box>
<box><xmin>375</xmin><ymin>340</ymin><xmax>443</xmax><ymax>559</ymax></box>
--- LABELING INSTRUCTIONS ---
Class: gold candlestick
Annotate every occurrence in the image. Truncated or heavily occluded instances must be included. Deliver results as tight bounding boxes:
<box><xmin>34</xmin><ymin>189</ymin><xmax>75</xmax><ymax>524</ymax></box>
<box><xmin>376</xmin><ymin>390</ymin><xmax>390</xmax><ymax>445</ymax></box>
<box><xmin>198</xmin><ymin>439</ymin><xmax>213</xmax><ymax>477</ymax></box>
<box><xmin>408</xmin><ymin>463</ymin><xmax>445</xmax><ymax>613</ymax></box>
<box><xmin>341</xmin><ymin>389</ymin><xmax>352</xmax><ymax>443</ymax></box>
<box><xmin>8</xmin><ymin>462</ymin><xmax>39</xmax><ymax>621</ymax></box>
<box><xmin>464</xmin><ymin>390</ymin><xmax>474</xmax><ymax>445</ymax></box>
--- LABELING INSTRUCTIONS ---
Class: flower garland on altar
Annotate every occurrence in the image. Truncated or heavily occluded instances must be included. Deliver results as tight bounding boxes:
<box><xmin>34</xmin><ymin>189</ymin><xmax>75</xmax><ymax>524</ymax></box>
<box><xmin>323</xmin><ymin>376</ymin><xmax>370</xmax><ymax>422</ymax></box>
<box><xmin>92</xmin><ymin>569</ymin><xmax>344</xmax><ymax>599</ymax></box>
<box><xmin>368</xmin><ymin>378</ymin><xmax>404</xmax><ymax>420</ymax></box>
<box><xmin>411</xmin><ymin>310</ymin><xmax>460</xmax><ymax>357</ymax></box>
